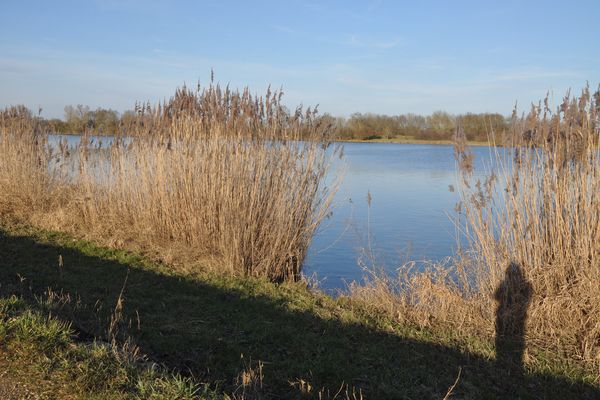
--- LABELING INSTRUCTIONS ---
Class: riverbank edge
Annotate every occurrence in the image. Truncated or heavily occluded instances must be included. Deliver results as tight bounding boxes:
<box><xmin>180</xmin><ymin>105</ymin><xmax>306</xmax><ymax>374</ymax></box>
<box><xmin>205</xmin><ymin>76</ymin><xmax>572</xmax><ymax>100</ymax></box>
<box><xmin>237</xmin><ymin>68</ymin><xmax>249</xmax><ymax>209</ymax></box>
<box><xmin>49</xmin><ymin>132</ymin><xmax>491</xmax><ymax>147</ymax></box>
<box><xmin>0</xmin><ymin>219</ymin><xmax>597</xmax><ymax>398</ymax></box>
<box><xmin>335</xmin><ymin>137</ymin><xmax>492</xmax><ymax>146</ymax></box>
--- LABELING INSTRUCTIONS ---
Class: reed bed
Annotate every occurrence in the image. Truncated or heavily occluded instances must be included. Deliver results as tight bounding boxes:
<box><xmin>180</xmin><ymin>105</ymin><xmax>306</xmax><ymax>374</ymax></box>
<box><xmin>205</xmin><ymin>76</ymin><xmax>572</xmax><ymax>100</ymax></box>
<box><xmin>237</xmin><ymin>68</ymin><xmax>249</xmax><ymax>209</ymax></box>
<box><xmin>351</xmin><ymin>86</ymin><xmax>600</xmax><ymax>377</ymax></box>
<box><xmin>0</xmin><ymin>83</ymin><xmax>339</xmax><ymax>282</ymax></box>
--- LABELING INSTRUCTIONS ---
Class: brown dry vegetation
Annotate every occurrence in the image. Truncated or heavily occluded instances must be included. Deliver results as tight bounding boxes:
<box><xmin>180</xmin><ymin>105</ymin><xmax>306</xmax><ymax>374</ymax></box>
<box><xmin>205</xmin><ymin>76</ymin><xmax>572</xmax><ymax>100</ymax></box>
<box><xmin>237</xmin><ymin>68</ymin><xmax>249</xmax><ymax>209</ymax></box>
<box><xmin>350</xmin><ymin>86</ymin><xmax>600</xmax><ymax>380</ymax></box>
<box><xmin>2</xmin><ymin>79</ymin><xmax>600</xmax><ymax>389</ymax></box>
<box><xmin>0</xmin><ymin>82</ymin><xmax>340</xmax><ymax>282</ymax></box>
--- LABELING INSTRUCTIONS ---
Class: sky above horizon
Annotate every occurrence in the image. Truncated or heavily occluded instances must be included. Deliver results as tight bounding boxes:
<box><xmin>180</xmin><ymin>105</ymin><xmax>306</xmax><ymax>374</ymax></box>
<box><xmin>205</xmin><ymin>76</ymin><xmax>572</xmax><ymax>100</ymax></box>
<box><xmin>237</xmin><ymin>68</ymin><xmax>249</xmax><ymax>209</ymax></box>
<box><xmin>1</xmin><ymin>0</ymin><xmax>599</xmax><ymax>119</ymax></box>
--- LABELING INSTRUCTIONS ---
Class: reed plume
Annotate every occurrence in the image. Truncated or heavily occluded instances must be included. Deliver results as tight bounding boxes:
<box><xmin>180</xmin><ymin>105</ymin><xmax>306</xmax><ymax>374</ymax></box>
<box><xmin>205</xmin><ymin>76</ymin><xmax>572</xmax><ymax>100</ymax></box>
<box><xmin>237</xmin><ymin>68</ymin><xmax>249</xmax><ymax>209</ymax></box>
<box><xmin>0</xmin><ymin>81</ymin><xmax>340</xmax><ymax>282</ymax></box>
<box><xmin>350</xmin><ymin>85</ymin><xmax>600</xmax><ymax>377</ymax></box>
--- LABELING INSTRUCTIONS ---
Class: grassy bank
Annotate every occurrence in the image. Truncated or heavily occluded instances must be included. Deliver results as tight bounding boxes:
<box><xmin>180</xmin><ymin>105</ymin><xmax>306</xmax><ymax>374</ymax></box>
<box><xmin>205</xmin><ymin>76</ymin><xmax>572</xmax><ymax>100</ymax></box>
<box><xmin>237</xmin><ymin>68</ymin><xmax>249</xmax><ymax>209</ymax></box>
<box><xmin>0</xmin><ymin>296</ymin><xmax>214</xmax><ymax>399</ymax></box>
<box><xmin>1</xmin><ymin>220</ymin><xmax>598</xmax><ymax>399</ymax></box>
<box><xmin>1</xmin><ymin>83</ymin><xmax>599</xmax><ymax>397</ymax></box>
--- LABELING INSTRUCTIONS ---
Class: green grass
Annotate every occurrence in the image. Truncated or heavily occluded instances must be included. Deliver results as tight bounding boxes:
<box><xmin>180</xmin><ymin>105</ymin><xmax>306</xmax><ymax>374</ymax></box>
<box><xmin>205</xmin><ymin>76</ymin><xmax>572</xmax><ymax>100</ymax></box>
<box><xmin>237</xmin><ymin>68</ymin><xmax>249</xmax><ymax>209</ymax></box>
<box><xmin>0</xmin><ymin>219</ymin><xmax>598</xmax><ymax>399</ymax></box>
<box><xmin>0</xmin><ymin>296</ymin><xmax>218</xmax><ymax>399</ymax></box>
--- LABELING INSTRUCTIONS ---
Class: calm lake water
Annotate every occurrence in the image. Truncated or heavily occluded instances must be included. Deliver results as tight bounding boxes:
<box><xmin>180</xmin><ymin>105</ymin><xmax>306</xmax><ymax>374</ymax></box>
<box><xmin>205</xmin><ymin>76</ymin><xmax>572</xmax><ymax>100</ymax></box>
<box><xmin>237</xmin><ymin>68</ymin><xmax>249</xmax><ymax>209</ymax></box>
<box><xmin>304</xmin><ymin>143</ymin><xmax>497</xmax><ymax>290</ymax></box>
<box><xmin>48</xmin><ymin>135</ymin><xmax>498</xmax><ymax>289</ymax></box>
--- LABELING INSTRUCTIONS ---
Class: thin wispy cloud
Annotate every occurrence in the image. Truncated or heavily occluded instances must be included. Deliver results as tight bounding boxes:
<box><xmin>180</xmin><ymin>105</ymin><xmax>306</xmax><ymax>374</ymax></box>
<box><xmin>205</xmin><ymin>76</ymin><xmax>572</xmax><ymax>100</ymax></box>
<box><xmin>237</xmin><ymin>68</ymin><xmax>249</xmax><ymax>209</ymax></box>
<box><xmin>271</xmin><ymin>25</ymin><xmax>297</xmax><ymax>35</ymax></box>
<box><xmin>335</xmin><ymin>65</ymin><xmax>583</xmax><ymax>94</ymax></box>
<box><xmin>0</xmin><ymin>59</ymin><xmax>33</xmax><ymax>75</ymax></box>
<box><xmin>485</xmin><ymin>68</ymin><xmax>582</xmax><ymax>83</ymax></box>
<box><xmin>0</xmin><ymin>1</ymin><xmax>597</xmax><ymax>118</ymax></box>
<box><xmin>344</xmin><ymin>34</ymin><xmax>403</xmax><ymax>49</ymax></box>
<box><xmin>268</xmin><ymin>25</ymin><xmax>401</xmax><ymax>52</ymax></box>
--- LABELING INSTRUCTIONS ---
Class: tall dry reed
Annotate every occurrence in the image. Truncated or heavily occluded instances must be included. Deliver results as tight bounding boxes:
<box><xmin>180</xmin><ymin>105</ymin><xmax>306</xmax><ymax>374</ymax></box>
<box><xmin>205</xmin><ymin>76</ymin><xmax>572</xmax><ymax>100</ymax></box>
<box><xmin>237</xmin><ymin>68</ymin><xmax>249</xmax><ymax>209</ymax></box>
<box><xmin>0</xmin><ymin>82</ymin><xmax>340</xmax><ymax>282</ymax></box>
<box><xmin>0</xmin><ymin>106</ymin><xmax>65</xmax><ymax>216</ymax></box>
<box><xmin>351</xmin><ymin>85</ymin><xmax>600</xmax><ymax>376</ymax></box>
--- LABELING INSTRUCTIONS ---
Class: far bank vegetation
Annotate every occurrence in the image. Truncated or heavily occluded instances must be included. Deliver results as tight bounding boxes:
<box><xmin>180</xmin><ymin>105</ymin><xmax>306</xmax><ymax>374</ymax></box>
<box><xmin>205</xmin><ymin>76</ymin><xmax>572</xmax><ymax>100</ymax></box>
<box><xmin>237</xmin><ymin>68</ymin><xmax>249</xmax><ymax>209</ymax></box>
<box><xmin>323</xmin><ymin>111</ymin><xmax>508</xmax><ymax>142</ymax></box>
<box><xmin>39</xmin><ymin>103</ymin><xmax>506</xmax><ymax>143</ymax></box>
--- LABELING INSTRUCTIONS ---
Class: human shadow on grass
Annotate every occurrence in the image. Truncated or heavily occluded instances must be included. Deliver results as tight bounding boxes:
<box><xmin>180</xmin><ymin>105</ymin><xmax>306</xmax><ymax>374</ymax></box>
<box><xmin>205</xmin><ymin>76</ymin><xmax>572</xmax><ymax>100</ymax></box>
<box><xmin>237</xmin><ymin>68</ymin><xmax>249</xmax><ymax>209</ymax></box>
<box><xmin>494</xmin><ymin>262</ymin><xmax>533</xmax><ymax>380</ymax></box>
<box><xmin>0</xmin><ymin>230</ymin><xmax>598</xmax><ymax>399</ymax></box>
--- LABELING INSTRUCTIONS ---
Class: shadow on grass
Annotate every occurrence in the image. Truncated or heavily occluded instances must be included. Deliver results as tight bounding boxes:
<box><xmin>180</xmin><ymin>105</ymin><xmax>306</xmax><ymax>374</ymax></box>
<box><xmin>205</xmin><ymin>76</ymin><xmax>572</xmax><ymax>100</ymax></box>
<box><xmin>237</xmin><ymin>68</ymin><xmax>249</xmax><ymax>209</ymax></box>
<box><xmin>0</xmin><ymin>229</ymin><xmax>598</xmax><ymax>399</ymax></box>
<box><xmin>494</xmin><ymin>262</ymin><xmax>533</xmax><ymax>379</ymax></box>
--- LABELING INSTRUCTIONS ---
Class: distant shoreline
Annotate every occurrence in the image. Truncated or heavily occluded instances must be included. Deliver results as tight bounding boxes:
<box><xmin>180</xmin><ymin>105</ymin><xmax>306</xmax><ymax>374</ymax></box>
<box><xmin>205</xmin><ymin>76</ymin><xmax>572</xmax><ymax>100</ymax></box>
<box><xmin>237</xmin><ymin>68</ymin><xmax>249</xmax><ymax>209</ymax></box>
<box><xmin>335</xmin><ymin>137</ymin><xmax>492</xmax><ymax>147</ymax></box>
<box><xmin>50</xmin><ymin>132</ymin><xmax>493</xmax><ymax>147</ymax></box>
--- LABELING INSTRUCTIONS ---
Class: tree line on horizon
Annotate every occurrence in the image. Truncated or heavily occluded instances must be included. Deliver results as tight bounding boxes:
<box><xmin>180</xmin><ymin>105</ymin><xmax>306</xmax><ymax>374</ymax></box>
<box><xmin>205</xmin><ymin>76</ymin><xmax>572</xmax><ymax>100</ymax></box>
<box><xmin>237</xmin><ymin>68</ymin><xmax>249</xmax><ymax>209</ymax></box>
<box><xmin>321</xmin><ymin>111</ymin><xmax>509</xmax><ymax>142</ymax></box>
<box><xmin>13</xmin><ymin>103</ymin><xmax>508</xmax><ymax>143</ymax></box>
<box><xmin>42</xmin><ymin>105</ymin><xmax>136</xmax><ymax>135</ymax></box>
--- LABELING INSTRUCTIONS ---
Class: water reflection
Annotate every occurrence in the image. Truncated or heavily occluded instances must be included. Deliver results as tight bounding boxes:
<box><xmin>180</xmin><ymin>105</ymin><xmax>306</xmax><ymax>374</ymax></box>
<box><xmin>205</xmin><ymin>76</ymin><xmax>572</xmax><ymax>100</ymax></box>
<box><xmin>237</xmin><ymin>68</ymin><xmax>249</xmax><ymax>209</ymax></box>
<box><xmin>305</xmin><ymin>143</ymin><xmax>501</xmax><ymax>289</ymax></box>
<box><xmin>47</xmin><ymin>136</ymin><xmax>504</xmax><ymax>290</ymax></box>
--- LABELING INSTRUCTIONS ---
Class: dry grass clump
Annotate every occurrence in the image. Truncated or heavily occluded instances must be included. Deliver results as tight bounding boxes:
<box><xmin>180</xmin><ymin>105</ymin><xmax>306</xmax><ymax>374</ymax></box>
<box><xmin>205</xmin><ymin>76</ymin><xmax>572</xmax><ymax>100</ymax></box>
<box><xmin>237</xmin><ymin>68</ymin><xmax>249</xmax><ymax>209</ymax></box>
<box><xmin>0</xmin><ymin>82</ymin><xmax>339</xmax><ymax>282</ymax></box>
<box><xmin>351</xmin><ymin>85</ymin><xmax>600</xmax><ymax>376</ymax></box>
<box><xmin>0</xmin><ymin>106</ymin><xmax>60</xmax><ymax>216</ymax></box>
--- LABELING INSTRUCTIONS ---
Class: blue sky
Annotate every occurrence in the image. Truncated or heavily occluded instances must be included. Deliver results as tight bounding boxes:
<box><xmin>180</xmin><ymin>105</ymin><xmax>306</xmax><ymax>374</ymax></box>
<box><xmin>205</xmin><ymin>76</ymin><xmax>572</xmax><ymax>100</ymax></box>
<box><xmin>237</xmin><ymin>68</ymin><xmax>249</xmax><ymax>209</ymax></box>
<box><xmin>1</xmin><ymin>0</ymin><xmax>598</xmax><ymax>118</ymax></box>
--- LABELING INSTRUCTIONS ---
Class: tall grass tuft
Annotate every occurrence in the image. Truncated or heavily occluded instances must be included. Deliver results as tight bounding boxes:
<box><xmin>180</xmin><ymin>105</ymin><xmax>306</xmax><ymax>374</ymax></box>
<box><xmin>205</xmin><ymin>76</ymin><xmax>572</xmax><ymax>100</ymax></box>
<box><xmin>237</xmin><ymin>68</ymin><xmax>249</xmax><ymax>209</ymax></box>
<box><xmin>0</xmin><ymin>106</ymin><xmax>62</xmax><ymax>216</ymax></box>
<box><xmin>0</xmin><ymin>82</ymin><xmax>340</xmax><ymax>282</ymax></box>
<box><xmin>351</xmin><ymin>85</ymin><xmax>600</xmax><ymax>376</ymax></box>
